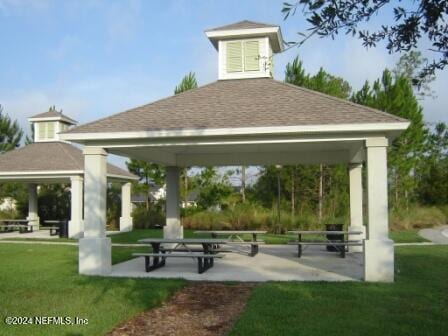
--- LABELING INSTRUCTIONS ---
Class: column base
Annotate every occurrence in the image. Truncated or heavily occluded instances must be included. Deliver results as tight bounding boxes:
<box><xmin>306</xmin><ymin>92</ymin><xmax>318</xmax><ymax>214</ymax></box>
<box><xmin>119</xmin><ymin>217</ymin><xmax>133</xmax><ymax>232</ymax></box>
<box><xmin>364</xmin><ymin>239</ymin><xmax>394</xmax><ymax>282</ymax></box>
<box><xmin>79</xmin><ymin>237</ymin><xmax>111</xmax><ymax>275</ymax></box>
<box><xmin>26</xmin><ymin>216</ymin><xmax>40</xmax><ymax>230</ymax></box>
<box><xmin>348</xmin><ymin>225</ymin><xmax>366</xmax><ymax>253</ymax></box>
<box><xmin>163</xmin><ymin>224</ymin><xmax>183</xmax><ymax>239</ymax></box>
<box><xmin>69</xmin><ymin>219</ymin><xmax>84</xmax><ymax>239</ymax></box>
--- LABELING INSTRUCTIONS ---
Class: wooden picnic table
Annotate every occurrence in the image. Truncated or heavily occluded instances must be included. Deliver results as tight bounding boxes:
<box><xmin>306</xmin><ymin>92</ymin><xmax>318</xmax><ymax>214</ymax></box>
<box><xmin>136</xmin><ymin>238</ymin><xmax>228</xmax><ymax>273</ymax></box>
<box><xmin>194</xmin><ymin>230</ymin><xmax>267</xmax><ymax>256</ymax></box>
<box><xmin>287</xmin><ymin>230</ymin><xmax>363</xmax><ymax>258</ymax></box>
<box><xmin>0</xmin><ymin>219</ymin><xmax>33</xmax><ymax>233</ymax></box>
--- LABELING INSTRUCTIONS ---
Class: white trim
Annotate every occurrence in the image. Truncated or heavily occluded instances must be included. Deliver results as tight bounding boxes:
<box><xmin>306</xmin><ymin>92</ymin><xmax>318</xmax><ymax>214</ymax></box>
<box><xmin>0</xmin><ymin>170</ymin><xmax>137</xmax><ymax>181</ymax></box>
<box><xmin>61</xmin><ymin>122</ymin><xmax>410</xmax><ymax>141</ymax></box>
<box><xmin>0</xmin><ymin>170</ymin><xmax>84</xmax><ymax>176</ymax></box>
<box><xmin>29</xmin><ymin>117</ymin><xmax>78</xmax><ymax>124</ymax></box>
<box><xmin>206</xmin><ymin>27</ymin><xmax>284</xmax><ymax>52</ymax></box>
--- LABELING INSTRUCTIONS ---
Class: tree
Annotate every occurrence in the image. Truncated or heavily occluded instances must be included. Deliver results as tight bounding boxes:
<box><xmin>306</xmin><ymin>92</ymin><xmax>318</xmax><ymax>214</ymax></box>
<box><xmin>126</xmin><ymin>159</ymin><xmax>165</xmax><ymax>210</ymax></box>
<box><xmin>393</xmin><ymin>51</ymin><xmax>436</xmax><ymax>99</ymax></box>
<box><xmin>282</xmin><ymin>1</ymin><xmax>448</xmax><ymax>85</ymax></box>
<box><xmin>352</xmin><ymin>69</ymin><xmax>427</xmax><ymax>208</ymax></box>
<box><xmin>283</xmin><ymin>57</ymin><xmax>352</xmax><ymax>221</ymax></box>
<box><xmin>0</xmin><ymin>104</ymin><xmax>23</xmax><ymax>153</ymax></box>
<box><xmin>174</xmin><ymin>72</ymin><xmax>198</xmax><ymax>95</ymax></box>
<box><xmin>195</xmin><ymin>167</ymin><xmax>233</xmax><ymax>210</ymax></box>
<box><xmin>417</xmin><ymin>122</ymin><xmax>448</xmax><ymax>204</ymax></box>
<box><xmin>174</xmin><ymin>72</ymin><xmax>198</xmax><ymax>207</ymax></box>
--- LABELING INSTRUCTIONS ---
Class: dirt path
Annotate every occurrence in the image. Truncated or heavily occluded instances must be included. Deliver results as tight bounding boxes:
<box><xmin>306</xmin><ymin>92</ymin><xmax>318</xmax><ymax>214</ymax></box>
<box><xmin>108</xmin><ymin>282</ymin><xmax>255</xmax><ymax>336</ymax></box>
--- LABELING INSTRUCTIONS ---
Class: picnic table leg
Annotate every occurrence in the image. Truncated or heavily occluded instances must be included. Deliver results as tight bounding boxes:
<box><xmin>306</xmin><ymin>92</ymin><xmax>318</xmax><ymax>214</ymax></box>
<box><xmin>298</xmin><ymin>233</ymin><xmax>302</xmax><ymax>258</ymax></box>
<box><xmin>341</xmin><ymin>245</ymin><xmax>346</xmax><ymax>258</ymax></box>
<box><xmin>152</xmin><ymin>243</ymin><xmax>161</xmax><ymax>268</ymax></box>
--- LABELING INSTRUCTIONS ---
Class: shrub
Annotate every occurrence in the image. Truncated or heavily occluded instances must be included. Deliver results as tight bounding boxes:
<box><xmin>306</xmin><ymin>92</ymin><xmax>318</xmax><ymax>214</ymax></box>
<box><xmin>132</xmin><ymin>206</ymin><xmax>165</xmax><ymax>229</ymax></box>
<box><xmin>390</xmin><ymin>206</ymin><xmax>447</xmax><ymax>230</ymax></box>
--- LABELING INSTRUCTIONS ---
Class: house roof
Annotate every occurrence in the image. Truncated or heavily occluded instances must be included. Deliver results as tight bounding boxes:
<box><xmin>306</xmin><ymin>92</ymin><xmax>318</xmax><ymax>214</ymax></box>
<box><xmin>64</xmin><ymin>78</ymin><xmax>407</xmax><ymax>135</ymax></box>
<box><xmin>0</xmin><ymin>142</ymin><xmax>136</xmax><ymax>180</ymax></box>
<box><xmin>206</xmin><ymin>20</ymin><xmax>278</xmax><ymax>32</ymax></box>
<box><xmin>29</xmin><ymin>111</ymin><xmax>78</xmax><ymax>125</ymax></box>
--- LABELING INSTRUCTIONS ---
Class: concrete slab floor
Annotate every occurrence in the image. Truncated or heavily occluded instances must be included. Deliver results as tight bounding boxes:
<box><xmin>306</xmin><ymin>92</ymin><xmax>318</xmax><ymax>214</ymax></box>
<box><xmin>109</xmin><ymin>245</ymin><xmax>364</xmax><ymax>282</ymax></box>
<box><xmin>0</xmin><ymin>230</ymin><xmax>58</xmax><ymax>240</ymax></box>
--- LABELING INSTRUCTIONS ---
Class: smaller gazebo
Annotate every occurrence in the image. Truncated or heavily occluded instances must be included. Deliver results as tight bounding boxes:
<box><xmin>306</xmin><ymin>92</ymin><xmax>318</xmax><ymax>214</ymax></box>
<box><xmin>0</xmin><ymin>109</ymin><xmax>137</xmax><ymax>238</ymax></box>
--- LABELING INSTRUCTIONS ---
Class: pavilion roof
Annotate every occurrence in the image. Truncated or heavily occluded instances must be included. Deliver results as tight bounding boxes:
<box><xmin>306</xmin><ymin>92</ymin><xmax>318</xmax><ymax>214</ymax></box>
<box><xmin>63</xmin><ymin>78</ymin><xmax>407</xmax><ymax>135</ymax></box>
<box><xmin>0</xmin><ymin>142</ymin><xmax>136</xmax><ymax>180</ymax></box>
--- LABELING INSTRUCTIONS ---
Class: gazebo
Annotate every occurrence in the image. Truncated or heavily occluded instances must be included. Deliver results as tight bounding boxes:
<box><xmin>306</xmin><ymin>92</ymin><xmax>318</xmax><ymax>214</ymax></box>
<box><xmin>0</xmin><ymin>110</ymin><xmax>137</xmax><ymax>238</ymax></box>
<box><xmin>61</xmin><ymin>20</ymin><xmax>409</xmax><ymax>282</ymax></box>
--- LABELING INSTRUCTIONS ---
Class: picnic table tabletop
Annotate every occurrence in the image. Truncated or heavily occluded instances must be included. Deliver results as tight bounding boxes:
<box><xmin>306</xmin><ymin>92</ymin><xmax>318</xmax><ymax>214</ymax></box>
<box><xmin>138</xmin><ymin>238</ymin><xmax>228</xmax><ymax>244</ymax></box>
<box><xmin>288</xmin><ymin>230</ymin><xmax>363</xmax><ymax>235</ymax></box>
<box><xmin>194</xmin><ymin>230</ymin><xmax>267</xmax><ymax>234</ymax></box>
<box><xmin>44</xmin><ymin>220</ymin><xmax>64</xmax><ymax>224</ymax></box>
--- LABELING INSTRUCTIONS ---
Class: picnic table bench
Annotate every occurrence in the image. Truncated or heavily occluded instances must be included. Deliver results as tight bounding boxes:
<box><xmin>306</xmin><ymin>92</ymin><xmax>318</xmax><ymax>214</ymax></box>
<box><xmin>0</xmin><ymin>219</ymin><xmax>33</xmax><ymax>234</ymax></box>
<box><xmin>136</xmin><ymin>238</ymin><xmax>228</xmax><ymax>273</ymax></box>
<box><xmin>194</xmin><ymin>230</ymin><xmax>267</xmax><ymax>256</ymax></box>
<box><xmin>288</xmin><ymin>230</ymin><xmax>363</xmax><ymax>258</ymax></box>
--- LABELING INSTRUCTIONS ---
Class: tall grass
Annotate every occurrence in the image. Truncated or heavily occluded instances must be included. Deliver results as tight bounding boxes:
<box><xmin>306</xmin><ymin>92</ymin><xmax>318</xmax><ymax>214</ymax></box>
<box><xmin>182</xmin><ymin>203</ymin><xmax>349</xmax><ymax>233</ymax></box>
<box><xmin>390</xmin><ymin>206</ymin><xmax>446</xmax><ymax>230</ymax></box>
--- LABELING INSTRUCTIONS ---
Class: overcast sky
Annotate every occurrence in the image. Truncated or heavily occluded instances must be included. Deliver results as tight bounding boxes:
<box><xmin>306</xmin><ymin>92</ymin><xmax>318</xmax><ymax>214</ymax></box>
<box><xmin>1</xmin><ymin>0</ymin><xmax>446</xmax><ymax>173</ymax></box>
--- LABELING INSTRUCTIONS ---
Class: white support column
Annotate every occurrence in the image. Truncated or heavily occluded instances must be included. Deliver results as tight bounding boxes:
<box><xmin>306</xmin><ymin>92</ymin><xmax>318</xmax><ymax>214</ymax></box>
<box><xmin>119</xmin><ymin>182</ymin><xmax>133</xmax><ymax>232</ymax></box>
<box><xmin>364</xmin><ymin>137</ymin><xmax>394</xmax><ymax>282</ymax></box>
<box><xmin>348</xmin><ymin>163</ymin><xmax>365</xmax><ymax>252</ymax></box>
<box><xmin>69</xmin><ymin>176</ymin><xmax>84</xmax><ymax>239</ymax></box>
<box><xmin>26</xmin><ymin>183</ymin><xmax>39</xmax><ymax>230</ymax></box>
<box><xmin>163</xmin><ymin>166</ymin><xmax>183</xmax><ymax>239</ymax></box>
<box><xmin>79</xmin><ymin>147</ymin><xmax>111</xmax><ymax>275</ymax></box>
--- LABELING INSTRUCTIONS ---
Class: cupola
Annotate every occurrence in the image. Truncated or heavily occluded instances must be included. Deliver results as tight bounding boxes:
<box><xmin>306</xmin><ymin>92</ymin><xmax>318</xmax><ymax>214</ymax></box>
<box><xmin>28</xmin><ymin>106</ymin><xmax>78</xmax><ymax>142</ymax></box>
<box><xmin>205</xmin><ymin>20</ymin><xmax>284</xmax><ymax>80</ymax></box>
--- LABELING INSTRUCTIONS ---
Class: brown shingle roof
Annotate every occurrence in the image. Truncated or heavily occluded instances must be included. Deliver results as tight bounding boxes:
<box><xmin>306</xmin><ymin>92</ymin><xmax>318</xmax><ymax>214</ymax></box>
<box><xmin>65</xmin><ymin>78</ymin><xmax>407</xmax><ymax>135</ymax></box>
<box><xmin>206</xmin><ymin>20</ymin><xmax>278</xmax><ymax>31</ymax></box>
<box><xmin>30</xmin><ymin>111</ymin><xmax>78</xmax><ymax>125</ymax></box>
<box><xmin>0</xmin><ymin>142</ymin><xmax>136</xmax><ymax>179</ymax></box>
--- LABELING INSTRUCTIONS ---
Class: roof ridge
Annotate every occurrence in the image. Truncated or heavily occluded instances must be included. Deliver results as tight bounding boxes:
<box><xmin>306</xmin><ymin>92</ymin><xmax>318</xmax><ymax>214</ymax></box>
<box><xmin>65</xmin><ymin>80</ymin><xmax>220</xmax><ymax>134</ymax></box>
<box><xmin>272</xmin><ymin>79</ymin><xmax>408</xmax><ymax>123</ymax></box>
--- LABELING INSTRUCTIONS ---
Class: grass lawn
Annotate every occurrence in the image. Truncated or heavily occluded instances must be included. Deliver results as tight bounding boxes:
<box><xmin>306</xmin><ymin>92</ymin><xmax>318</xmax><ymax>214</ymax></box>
<box><xmin>0</xmin><ymin>244</ymin><xmax>185</xmax><ymax>336</ymax></box>
<box><xmin>0</xmin><ymin>242</ymin><xmax>446</xmax><ymax>335</ymax></box>
<box><xmin>231</xmin><ymin>245</ymin><xmax>448</xmax><ymax>336</ymax></box>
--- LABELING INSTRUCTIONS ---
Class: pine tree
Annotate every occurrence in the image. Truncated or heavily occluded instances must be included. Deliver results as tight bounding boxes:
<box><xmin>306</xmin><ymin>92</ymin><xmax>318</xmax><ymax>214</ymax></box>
<box><xmin>0</xmin><ymin>104</ymin><xmax>23</xmax><ymax>153</ymax></box>
<box><xmin>352</xmin><ymin>70</ymin><xmax>427</xmax><ymax>208</ymax></box>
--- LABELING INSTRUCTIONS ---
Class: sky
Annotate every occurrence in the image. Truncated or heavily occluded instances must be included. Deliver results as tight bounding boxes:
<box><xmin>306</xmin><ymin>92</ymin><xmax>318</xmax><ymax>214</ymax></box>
<box><xmin>1</xmin><ymin>0</ymin><xmax>447</xmax><ymax>174</ymax></box>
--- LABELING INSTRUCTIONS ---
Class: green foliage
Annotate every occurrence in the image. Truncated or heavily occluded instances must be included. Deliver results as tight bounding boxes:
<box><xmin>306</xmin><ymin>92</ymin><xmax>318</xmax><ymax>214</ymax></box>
<box><xmin>195</xmin><ymin>167</ymin><xmax>233</xmax><ymax>210</ymax></box>
<box><xmin>393</xmin><ymin>51</ymin><xmax>436</xmax><ymax>99</ymax></box>
<box><xmin>0</xmin><ymin>104</ymin><xmax>23</xmax><ymax>153</ymax></box>
<box><xmin>36</xmin><ymin>184</ymin><xmax>71</xmax><ymax>221</ymax></box>
<box><xmin>132</xmin><ymin>203</ymin><xmax>165</xmax><ymax>229</ymax></box>
<box><xmin>391</xmin><ymin>206</ymin><xmax>446</xmax><ymax>230</ymax></box>
<box><xmin>352</xmin><ymin>69</ymin><xmax>427</xmax><ymax>208</ymax></box>
<box><xmin>107</xmin><ymin>183</ymin><xmax>122</xmax><ymax>229</ymax></box>
<box><xmin>285</xmin><ymin>57</ymin><xmax>351</xmax><ymax>99</ymax></box>
<box><xmin>282</xmin><ymin>1</ymin><xmax>448</xmax><ymax>85</ymax></box>
<box><xmin>174</xmin><ymin>72</ymin><xmax>198</xmax><ymax>94</ymax></box>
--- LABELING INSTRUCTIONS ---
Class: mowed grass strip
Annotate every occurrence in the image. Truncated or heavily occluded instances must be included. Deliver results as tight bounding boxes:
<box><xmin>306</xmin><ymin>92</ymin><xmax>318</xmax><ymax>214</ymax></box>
<box><xmin>230</xmin><ymin>245</ymin><xmax>448</xmax><ymax>336</ymax></box>
<box><xmin>0</xmin><ymin>244</ymin><xmax>185</xmax><ymax>336</ymax></box>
